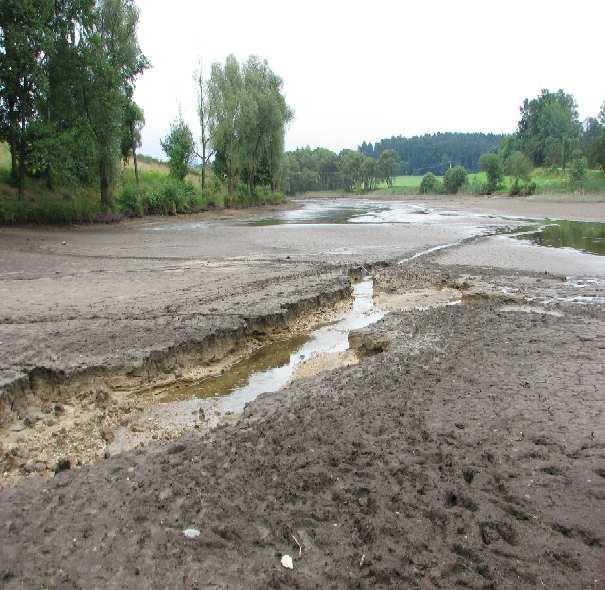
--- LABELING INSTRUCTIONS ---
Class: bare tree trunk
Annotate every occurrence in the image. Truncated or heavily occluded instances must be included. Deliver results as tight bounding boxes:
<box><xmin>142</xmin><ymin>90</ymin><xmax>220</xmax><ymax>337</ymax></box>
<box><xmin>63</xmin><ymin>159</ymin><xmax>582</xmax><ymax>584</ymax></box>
<box><xmin>99</xmin><ymin>157</ymin><xmax>111</xmax><ymax>208</ymax></box>
<box><xmin>9</xmin><ymin>140</ymin><xmax>17</xmax><ymax>183</ymax></box>
<box><xmin>201</xmin><ymin>164</ymin><xmax>206</xmax><ymax>191</ymax></box>
<box><xmin>133</xmin><ymin>148</ymin><xmax>139</xmax><ymax>187</ymax></box>
<box><xmin>17</xmin><ymin>115</ymin><xmax>25</xmax><ymax>199</ymax></box>
<box><xmin>46</xmin><ymin>163</ymin><xmax>53</xmax><ymax>190</ymax></box>
<box><xmin>131</xmin><ymin>120</ymin><xmax>139</xmax><ymax>188</ymax></box>
<box><xmin>17</xmin><ymin>152</ymin><xmax>25</xmax><ymax>200</ymax></box>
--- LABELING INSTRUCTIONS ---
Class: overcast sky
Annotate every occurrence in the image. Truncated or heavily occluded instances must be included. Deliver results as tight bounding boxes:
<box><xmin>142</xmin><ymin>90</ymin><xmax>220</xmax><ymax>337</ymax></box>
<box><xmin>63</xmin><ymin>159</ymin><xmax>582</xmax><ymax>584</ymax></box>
<box><xmin>134</xmin><ymin>0</ymin><xmax>605</xmax><ymax>159</ymax></box>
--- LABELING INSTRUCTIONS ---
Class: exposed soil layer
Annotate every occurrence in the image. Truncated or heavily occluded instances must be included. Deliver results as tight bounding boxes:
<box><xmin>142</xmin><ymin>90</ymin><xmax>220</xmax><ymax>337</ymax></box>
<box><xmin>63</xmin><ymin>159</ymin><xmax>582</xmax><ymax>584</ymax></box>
<box><xmin>0</xmin><ymin>282</ymin><xmax>353</xmax><ymax>486</ymax></box>
<box><xmin>1</xmin><ymin>263</ymin><xmax>603</xmax><ymax>589</ymax></box>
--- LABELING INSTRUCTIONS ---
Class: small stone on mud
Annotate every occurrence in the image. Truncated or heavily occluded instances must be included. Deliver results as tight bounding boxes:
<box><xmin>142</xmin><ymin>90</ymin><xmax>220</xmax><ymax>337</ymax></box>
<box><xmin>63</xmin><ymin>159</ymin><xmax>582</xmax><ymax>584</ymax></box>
<box><xmin>349</xmin><ymin>329</ymin><xmax>391</xmax><ymax>356</ymax></box>
<box><xmin>182</xmin><ymin>528</ymin><xmax>200</xmax><ymax>539</ymax></box>
<box><xmin>281</xmin><ymin>554</ymin><xmax>294</xmax><ymax>569</ymax></box>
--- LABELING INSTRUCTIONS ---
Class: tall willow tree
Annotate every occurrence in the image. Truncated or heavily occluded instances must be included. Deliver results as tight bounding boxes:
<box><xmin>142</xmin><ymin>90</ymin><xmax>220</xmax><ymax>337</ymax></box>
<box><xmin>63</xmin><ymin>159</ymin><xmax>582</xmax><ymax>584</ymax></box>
<box><xmin>195</xmin><ymin>62</ymin><xmax>214</xmax><ymax>191</ymax></box>
<box><xmin>208</xmin><ymin>55</ymin><xmax>242</xmax><ymax>196</ymax></box>
<box><xmin>0</xmin><ymin>0</ymin><xmax>147</xmax><ymax>206</ymax></box>
<box><xmin>77</xmin><ymin>0</ymin><xmax>148</xmax><ymax>206</ymax></box>
<box><xmin>208</xmin><ymin>55</ymin><xmax>292</xmax><ymax>195</ymax></box>
<box><xmin>0</xmin><ymin>0</ymin><xmax>53</xmax><ymax>196</ymax></box>
<box><xmin>239</xmin><ymin>56</ymin><xmax>293</xmax><ymax>193</ymax></box>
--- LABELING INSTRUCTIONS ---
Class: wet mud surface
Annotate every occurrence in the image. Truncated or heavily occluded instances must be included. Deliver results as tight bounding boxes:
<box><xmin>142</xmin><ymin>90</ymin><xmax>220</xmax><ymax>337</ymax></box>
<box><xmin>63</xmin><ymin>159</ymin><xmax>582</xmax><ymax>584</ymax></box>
<box><xmin>0</xmin><ymin>263</ymin><xmax>603</xmax><ymax>589</ymax></box>
<box><xmin>1</xmin><ymin>197</ymin><xmax>605</xmax><ymax>588</ymax></box>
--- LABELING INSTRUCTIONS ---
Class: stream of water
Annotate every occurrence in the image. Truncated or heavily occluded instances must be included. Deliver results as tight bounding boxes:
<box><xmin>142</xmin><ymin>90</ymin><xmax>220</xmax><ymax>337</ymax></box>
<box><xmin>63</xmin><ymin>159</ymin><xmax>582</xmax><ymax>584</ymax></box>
<box><xmin>110</xmin><ymin>277</ymin><xmax>384</xmax><ymax>453</ymax></box>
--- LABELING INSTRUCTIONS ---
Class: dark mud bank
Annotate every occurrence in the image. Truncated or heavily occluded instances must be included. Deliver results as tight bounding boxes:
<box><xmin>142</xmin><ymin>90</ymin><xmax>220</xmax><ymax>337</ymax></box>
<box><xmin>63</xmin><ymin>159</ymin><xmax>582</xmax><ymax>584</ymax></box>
<box><xmin>0</xmin><ymin>277</ymin><xmax>353</xmax><ymax>424</ymax></box>
<box><xmin>1</xmin><ymin>264</ymin><xmax>603</xmax><ymax>589</ymax></box>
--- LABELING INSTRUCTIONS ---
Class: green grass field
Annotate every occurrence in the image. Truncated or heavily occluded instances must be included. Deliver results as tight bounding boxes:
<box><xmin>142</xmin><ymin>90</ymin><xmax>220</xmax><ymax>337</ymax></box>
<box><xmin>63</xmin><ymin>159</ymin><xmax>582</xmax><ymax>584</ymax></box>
<box><xmin>377</xmin><ymin>167</ymin><xmax>605</xmax><ymax>197</ymax></box>
<box><xmin>0</xmin><ymin>142</ymin><xmax>10</xmax><ymax>174</ymax></box>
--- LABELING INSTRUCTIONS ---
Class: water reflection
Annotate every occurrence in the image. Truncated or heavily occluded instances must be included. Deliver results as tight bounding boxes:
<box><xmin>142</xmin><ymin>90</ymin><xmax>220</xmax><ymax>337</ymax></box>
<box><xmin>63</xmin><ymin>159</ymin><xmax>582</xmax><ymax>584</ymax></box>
<box><xmin>515</xmin><ymin>219</ymin><xmax>605</xmax><ymax>256</ymax></box>
<box><xmin>153</xmin><ymin>277</ymin><xmax>383</xmax><ymax>413</ymax></box>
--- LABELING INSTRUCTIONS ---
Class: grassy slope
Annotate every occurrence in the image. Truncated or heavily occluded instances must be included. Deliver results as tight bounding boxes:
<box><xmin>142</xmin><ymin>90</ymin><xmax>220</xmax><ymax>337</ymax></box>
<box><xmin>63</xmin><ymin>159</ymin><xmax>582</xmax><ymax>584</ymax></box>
<box><xmin>0</xmin><ymin>144</ymin><xmax>282</xmax><ymax>224</ymax></box>
<box><xmin>0</xmin><ymin>142</ymin><xmax>10</xmax><ymax>171</ymax></box>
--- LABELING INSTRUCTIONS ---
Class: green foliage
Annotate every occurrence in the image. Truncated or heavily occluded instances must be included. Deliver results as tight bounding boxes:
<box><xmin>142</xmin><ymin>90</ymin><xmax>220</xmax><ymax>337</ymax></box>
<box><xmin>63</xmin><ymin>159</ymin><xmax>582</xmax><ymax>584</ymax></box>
<box><xmin>337</xmin><ymin>149</ymin><xmax>364</xmax><ymax>192</ymax></box>
<box><xmin>284</xmin><ymin>147</ymin><xmax>387</xmax><ymax>194</ymax></box>
<box><xmin>515</xmin><ymin>89</ymin><xmax>581</xmax><ymax>168</ymax></box>
<box><xmin>283</xmin><ymin>147</ymin><xmax>340</xmax><ymax>193</ymax></box>
<box><xmin>505</xmin><ymin>151</ymin><xmax>533</xmax><ymax>195</ymax></box>
<box><xmin>208</xmin><ymin>55</ymin><xmax>292</xmax><ymax>195</ymax></box>
<box><xmin>443</xmin><ymin>166</ymin><xmax>467</xmax><ymax>194</ymax></box>
<box><xmin>360</xmin><ymin>156</ymin><xmax>378</xmax><ymax>191</ymax></box>
<box><xmin>161</xmin><ymin>116</ymin><xmax>195</xmax><ymax>182</ymax></box>
<box><xmin>568</xmin><ymin>151</ymin><xmax>587</xmax><ymax>189</ymax></box>
<box><xmin>117</xmin><ymin>183</ymin><xmax>143</xmax><ymax>216</ymax></box>
<box><xmin>584</xmin><ymin>104</ymin><xmax>605</xmax><ymax>173</ymax></box>
<box><xmin>0</xmin><ymin>0</ymin><xmax>148</xmax><ymax>205</ymax></box>
<box><xmin>377</xmin><ymin>149</ymin><xmax>399</xmax><ymax>187</ymax></box>
<box><xmin>478</xmin><ymin>153</ymin><xmax>503</xmax><ymax>193</ymax></box>
<box><xmin>0</xmin><ymin>0</ymin><xmax>53</xmax><ymax>193</ymax></box>
<box><xmin>360</xmin><ymin>133</ymin><xmax>504</xmax><ymax>175</ymax></box>
<box><xmin>419</xmin><ymin>172</ymin><xmax>440</xmax><ymax>194</ymax></box>
<box><xmin>0</xmin><ymin>192</ymin><xmax>102</xmax><ymax>224</ymax></box>
<box><xmin>121</xmin><ymin>99</ymin><xmax>144</xmax><ymax>167</ymax></box>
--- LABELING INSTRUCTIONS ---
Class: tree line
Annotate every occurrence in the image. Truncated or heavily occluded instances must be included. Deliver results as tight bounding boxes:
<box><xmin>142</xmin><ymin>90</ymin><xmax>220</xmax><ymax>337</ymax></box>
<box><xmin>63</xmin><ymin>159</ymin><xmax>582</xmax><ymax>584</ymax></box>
<box><xmin>0</xmin><ymin>2</ymin><xmax>293</xmax><ymax>213</ymax></box>
<box><xmin>359</xmin><ymin>132</ymin><xmax>504</xmax><ymax>176</ymax></box>
<box><xmin>161</xmin><ymin>55</ymin><xmax>292</xmax><ymax>198</ymax></box>
<box><xmin>505</xmin><ymin>89</ymin><xmax>605</xmax><ymax>174</ymax></box>
<box><xmin>0</xmin><ymin>0</ymin><xmax>148</xmax><ymax>204</ymax></box>
<box><xmin>284</xmin><ymin>147</ymin><xmax>399</xmax><ymax>194</ymax></box>
<box><xmin>472</xmin><ymin>90</ymin><xmax>605</xmax><ymax>195</ymax></box>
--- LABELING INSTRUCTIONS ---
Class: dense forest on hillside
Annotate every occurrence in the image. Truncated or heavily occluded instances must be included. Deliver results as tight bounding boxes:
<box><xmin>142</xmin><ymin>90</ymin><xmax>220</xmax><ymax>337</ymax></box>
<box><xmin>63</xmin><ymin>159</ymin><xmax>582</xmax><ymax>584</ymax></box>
<box><xmin>359</xmin><ymin>133</ymin><xmax>504</xmax><ymax>175</ymax></box>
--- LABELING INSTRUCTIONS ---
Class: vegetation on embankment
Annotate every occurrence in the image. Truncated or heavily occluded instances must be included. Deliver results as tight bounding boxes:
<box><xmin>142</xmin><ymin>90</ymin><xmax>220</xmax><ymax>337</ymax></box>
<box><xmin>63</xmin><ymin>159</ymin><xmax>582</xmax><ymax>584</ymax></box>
<box><xmin>373</xmin><ymin>167</ymin><xmax>605</xmax><ymax>198</ymax></box>
<box><xmin>285</xmin><ymin>89</ymin><xmax>605</xmax><ymax>198</ymax></box>
<box><xmin>0</xmin><ymin>144</ymin><xmax>284</xmax><ymax>225</ymax></box>
<box><xmin>0</xmin><ymin>2</ymin><xmax>290</xmax><ymax>225</ymax></box>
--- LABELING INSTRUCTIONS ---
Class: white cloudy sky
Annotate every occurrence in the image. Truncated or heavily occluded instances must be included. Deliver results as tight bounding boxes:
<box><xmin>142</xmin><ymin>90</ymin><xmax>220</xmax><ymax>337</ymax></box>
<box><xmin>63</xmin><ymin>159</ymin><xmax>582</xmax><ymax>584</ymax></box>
<box><xmin>134</xmin><ymin>0</ymin><xmax>605</xmax><ymax>159</ymax></box>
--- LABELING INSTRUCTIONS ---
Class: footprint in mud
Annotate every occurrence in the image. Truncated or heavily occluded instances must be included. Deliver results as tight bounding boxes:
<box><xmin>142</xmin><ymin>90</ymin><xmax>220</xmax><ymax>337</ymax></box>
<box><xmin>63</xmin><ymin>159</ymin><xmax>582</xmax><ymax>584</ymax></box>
<box><xmin>551</xmin><ymin>523</ymin><xmax>602</xmax><ymax>547</ymax></box>
<box><xmin>445</xmin><ymin>491</ymin><xmax>478</xmax><ymax>512</ymax></box>
<box><xmin>462</xmin><ymin>467</ymin><xmax>477</xmax><ymax>484</ymax></box>
<box><xmin>479</xmin><ymin>521</ymin><xmax>517</xmax><ymax>546</ymax></box>
<box><xmin>540</xmin><ymin>466</ymin><xmax>563</xmax><ymax>476</ymax></box>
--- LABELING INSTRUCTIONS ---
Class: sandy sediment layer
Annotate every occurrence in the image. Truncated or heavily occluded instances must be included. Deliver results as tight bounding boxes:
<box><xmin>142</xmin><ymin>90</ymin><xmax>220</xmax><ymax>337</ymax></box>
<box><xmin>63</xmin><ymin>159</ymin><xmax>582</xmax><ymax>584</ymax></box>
<box><xmin>0</xmin><ymin>278</ymin><xmax>353</xmax><ymax>485</ymax></box>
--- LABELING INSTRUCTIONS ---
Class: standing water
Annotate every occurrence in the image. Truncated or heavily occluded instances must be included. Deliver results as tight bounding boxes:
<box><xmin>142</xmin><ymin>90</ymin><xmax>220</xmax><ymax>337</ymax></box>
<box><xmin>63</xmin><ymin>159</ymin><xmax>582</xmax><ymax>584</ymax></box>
<box><xmin>218</xmin><ymin>276</ymin><xmax>383</xmax><ymax>413</ymax></box>
<box><xmin>110</xmin><ymin>277</ymin><xmax>383</xmax><ymax>454</ymax></box>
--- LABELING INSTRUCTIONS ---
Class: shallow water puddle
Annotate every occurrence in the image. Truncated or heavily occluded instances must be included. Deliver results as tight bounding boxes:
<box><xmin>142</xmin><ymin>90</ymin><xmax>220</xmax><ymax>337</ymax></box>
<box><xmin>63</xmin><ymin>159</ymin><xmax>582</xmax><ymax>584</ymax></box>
<box><xmin>110</xmin><ymin>278</ymin><xmax>384</xmax><ymax>453</ymax></box>
<box><xmin>250</xmin><ymin>201</ymin><xmax>605</xmax><ymax>259</ymax></box>
<box><xmin>512</xmin><ymin>219</ymin><xmax>605</xmax><ymax>256</ymax></box>
<box><xmin>147</xmin><ymin>199</ymin><xmax>605</xmax><ymax>261</ymax></box>
<box><xmin>217</xmin><ymin>277</ymin><xmax>384</xmax><ymax>412</ymax></box>
<box><xmin>241</xmin><ymin>199</ymin><xmax>482</xmax><ymax>227</ymax></box>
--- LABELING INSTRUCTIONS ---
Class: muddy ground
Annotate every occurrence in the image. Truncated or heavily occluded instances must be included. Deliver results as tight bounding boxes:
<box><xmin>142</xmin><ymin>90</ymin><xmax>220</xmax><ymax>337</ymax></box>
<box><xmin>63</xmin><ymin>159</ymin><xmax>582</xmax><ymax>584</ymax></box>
<box><xmin>0</xmin><ymin>196</ymin><xmax>604</xmax><ymax>588</ymax></box>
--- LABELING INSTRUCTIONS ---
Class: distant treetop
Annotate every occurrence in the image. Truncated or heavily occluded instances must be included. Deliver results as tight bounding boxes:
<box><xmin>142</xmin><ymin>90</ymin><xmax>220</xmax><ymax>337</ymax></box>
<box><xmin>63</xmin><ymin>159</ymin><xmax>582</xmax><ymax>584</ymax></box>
<box><xmin>358</xmin><ymin>132</ymin><xmax>504</xmax><ymax>175</ymax></box>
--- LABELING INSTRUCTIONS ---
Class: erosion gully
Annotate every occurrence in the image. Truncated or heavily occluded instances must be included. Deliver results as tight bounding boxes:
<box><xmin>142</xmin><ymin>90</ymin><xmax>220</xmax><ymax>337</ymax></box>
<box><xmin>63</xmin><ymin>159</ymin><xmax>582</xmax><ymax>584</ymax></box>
<box><xmin>1</xmin><ymin>198</ymin><xmax>604</xmax><ymax>485</ymax></box>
